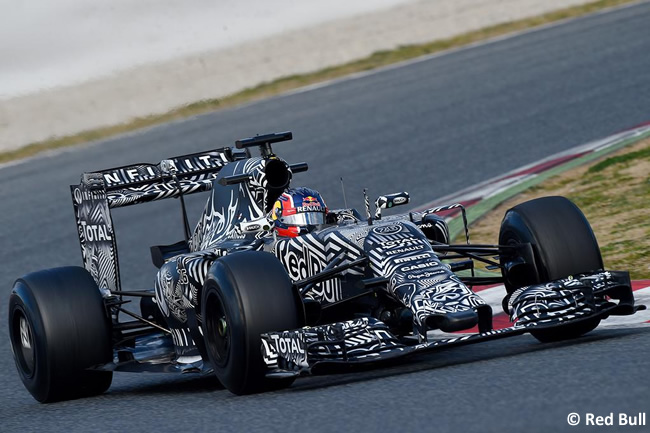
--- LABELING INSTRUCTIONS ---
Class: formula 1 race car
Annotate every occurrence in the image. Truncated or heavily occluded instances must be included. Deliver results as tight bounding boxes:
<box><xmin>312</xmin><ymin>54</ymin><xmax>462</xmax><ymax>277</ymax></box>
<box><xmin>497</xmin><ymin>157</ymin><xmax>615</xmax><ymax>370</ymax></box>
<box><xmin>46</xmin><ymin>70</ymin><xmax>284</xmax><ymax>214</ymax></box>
<box><xmin>8</xmin><ymin>131</ymin><xmax>644</xmax><ymax>402</ymax></box>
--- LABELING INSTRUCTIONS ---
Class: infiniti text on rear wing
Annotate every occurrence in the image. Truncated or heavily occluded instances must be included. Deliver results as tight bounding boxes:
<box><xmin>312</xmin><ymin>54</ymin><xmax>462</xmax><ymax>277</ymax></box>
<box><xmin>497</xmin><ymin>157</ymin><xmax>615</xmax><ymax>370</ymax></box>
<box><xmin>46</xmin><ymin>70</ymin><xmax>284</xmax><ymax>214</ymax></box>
<box><xmin>89</xmin><ymin>147</ymin><xmax>246</xmax><ymax>208</ymax></box>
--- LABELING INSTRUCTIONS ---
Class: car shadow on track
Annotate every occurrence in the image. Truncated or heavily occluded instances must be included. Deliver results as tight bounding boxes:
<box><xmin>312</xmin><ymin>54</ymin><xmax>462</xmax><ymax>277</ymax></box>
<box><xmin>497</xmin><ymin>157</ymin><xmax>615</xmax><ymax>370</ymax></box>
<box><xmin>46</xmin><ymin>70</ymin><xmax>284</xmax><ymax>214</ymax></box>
<box><xmin>286</xmin><ymin>326</ymin><xmax>650</xmax><ymax>393</ymax></box>
<box><xmin>106</xmin><ymin>375</ymin><xmax>224</xmax><ymax>397</ymax></box>
<box><xmin>102</xmin><ymin>326</ymin><xmax>648</xmax><ymax>398</ymax></box>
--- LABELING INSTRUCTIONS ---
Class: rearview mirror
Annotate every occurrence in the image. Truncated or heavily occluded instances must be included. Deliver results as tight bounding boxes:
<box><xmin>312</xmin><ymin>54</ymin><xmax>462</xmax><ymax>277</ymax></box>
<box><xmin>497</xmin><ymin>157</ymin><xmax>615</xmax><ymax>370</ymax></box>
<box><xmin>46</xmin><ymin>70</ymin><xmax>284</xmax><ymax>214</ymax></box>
<box><xmin>375</xmin><ymin>192</ymin><xmax>410</xmax><ymax>219</ymax></box>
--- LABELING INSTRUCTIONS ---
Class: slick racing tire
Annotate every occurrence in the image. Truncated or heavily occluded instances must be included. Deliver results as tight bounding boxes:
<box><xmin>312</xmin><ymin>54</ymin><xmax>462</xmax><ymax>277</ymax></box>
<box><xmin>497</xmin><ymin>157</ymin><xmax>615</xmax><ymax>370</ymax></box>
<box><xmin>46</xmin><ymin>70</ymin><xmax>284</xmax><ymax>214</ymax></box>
<box><xmin>202</xmin><ymin>251</ymin><xmax>304</xmax><ymax>395</ymax></box>
<box><xmin>8</xmin><ymin>267</ymin><xmax>113</xmax><ymax>403</ymax></box>
<box><xmin>499</xmin><ymin>196</ymin><xmax>604</xmax><ymax>343</ymax></box>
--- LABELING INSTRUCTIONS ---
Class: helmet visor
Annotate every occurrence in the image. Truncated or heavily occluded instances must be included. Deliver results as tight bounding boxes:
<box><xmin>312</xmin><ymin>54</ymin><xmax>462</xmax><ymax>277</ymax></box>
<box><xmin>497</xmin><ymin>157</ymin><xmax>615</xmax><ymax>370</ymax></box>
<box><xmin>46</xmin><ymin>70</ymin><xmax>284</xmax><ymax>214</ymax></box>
<box><xmin>281</xmin><ymin>211</ymin><xmax>325</xmax><ymax>226</ymax></box>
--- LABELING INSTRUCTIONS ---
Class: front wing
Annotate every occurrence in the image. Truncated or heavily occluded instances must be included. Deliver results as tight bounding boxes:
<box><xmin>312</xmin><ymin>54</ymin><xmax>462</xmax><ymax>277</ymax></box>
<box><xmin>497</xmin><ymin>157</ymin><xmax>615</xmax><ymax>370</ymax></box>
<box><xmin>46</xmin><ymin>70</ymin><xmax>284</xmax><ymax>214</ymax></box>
<box><xmin>261</xmin><ymin>271</ymin><xmax>643</xmax><ymax>378</ymax></box>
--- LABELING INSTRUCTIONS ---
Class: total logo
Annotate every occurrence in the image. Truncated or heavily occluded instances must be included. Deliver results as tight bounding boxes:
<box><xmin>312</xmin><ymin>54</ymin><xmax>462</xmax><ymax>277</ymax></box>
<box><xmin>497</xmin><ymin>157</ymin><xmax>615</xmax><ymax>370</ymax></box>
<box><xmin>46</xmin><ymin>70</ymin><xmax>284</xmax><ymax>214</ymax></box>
<box><xmin>270</xmin><ymin>334</ymin><xmax>305</xmax><ymax>355</ymax></box>
<box><xmin>383</xmin><ymin>238</ymin><xmax>424</xmax><ymax>248</ymax></box>
<box><xmin>80</xmin><ymin>222</ymin><xmax>112</xmax><ymax>242</ymax></box>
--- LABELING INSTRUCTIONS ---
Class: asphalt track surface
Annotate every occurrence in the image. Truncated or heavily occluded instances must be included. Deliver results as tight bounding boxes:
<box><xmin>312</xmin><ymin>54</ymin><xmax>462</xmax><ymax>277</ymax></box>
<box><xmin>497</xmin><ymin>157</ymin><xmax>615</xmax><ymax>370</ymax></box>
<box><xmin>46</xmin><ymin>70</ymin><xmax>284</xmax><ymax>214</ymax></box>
<box><xmin>2</xmin><ymin>3</ymin><xmax>650</xmax><ymax>432</ymax></box>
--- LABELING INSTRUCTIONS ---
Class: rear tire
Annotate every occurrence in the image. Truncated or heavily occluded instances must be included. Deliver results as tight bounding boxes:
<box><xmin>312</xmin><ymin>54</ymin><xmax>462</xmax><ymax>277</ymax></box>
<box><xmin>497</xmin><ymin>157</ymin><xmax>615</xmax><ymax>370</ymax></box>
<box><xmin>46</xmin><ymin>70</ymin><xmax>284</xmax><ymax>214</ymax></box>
<box><xmin>201</xmin><ymin>251</ymin><xmax>303</xmax><ymax>395</ymax></box>
<box><xmin>8</xmin><ymin>267</ymin><xmax>113</xmax><ymax>402</ymax></box>
<box><xmin>499</xmin><ymin>196</ymin><xmax>604</xmax><ymax>342</ymax></box>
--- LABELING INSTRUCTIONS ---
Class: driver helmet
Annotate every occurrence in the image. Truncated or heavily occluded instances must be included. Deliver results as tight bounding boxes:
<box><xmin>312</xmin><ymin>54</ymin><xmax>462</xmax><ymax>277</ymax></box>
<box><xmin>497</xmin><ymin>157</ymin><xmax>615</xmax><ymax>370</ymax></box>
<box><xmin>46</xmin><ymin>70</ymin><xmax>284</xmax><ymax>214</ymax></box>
<box><xmin>272</xmin><ymin>187</ymin><xmax>327</xmax><ymax>237</ymax></box>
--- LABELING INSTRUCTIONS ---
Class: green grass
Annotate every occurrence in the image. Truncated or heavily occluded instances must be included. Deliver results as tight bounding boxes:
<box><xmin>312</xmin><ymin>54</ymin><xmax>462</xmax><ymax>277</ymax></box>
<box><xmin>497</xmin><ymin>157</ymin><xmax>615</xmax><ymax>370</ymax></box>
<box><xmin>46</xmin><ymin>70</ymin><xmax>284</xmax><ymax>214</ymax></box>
<box><xmin>446</xmin><ymin>130</ymin><xmax>650</xmax><ymax>242</ymax></box>
<box><xmin>588</xmin><ymin>145</ymin><xmax>650</xmax><ymax>173</ymax></box>
<box><xmin>0</xmin><ymin>0</ymin><xmax>641</xmax><ymax>165</ymax></box>
<box><xmin>461</xmin><ymin>138</ymin><xmax>650</xmax><ymax>279</ymax></box>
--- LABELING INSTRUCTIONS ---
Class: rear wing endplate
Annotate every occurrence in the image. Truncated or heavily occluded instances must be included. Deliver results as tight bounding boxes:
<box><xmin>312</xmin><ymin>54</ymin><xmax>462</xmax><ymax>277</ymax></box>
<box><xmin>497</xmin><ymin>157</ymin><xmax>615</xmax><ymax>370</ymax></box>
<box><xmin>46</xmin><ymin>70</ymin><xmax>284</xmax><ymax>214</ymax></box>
<box><xmin>69</xmin><ymin>146</ymin><xmax>245</xmax><ymax>293</ymax></box>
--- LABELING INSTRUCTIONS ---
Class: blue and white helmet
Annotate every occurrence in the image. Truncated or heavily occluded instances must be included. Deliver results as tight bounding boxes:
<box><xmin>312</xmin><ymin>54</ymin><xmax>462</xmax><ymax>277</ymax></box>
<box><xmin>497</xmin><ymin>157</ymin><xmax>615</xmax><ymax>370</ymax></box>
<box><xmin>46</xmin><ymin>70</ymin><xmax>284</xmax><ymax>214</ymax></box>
<box><xmin>272</xmin><ymin>187</ymin><xmax>327</xmax><ymax>237</ymax></box>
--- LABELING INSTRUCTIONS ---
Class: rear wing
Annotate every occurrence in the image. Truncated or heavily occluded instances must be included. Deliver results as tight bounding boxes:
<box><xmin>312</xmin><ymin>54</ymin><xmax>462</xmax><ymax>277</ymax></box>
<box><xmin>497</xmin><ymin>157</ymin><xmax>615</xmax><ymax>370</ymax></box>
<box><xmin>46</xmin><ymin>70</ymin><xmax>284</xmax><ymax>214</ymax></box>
<box><xmin>69</xmin><ymin>146</ymin><xmax>246</xmax><ymax>293</ymax></box>
<box><xmin>85</xmin><ymin>147</ymin><xmax>246</xmax><ymax>208</ymax></box>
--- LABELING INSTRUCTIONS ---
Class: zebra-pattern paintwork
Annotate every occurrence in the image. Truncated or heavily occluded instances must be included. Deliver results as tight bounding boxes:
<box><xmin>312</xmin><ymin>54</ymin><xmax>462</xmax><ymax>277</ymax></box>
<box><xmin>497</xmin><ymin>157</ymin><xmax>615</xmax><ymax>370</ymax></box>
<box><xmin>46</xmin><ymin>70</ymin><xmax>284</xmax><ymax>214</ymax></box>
<box><xmin>261</xmin><ymin>317</ymin><xmax>403</xmax><ymax>369</ymax></box>
<box><xmin>506</xmin><ymin>271</ymin><xmax>630</xmax><ymax>326</ymax></box>
<box><xmin>70</xmin><ymin>178</ymin><xmax>120</xmax><ymax>295</ymax></box>
<box><xmin>363</xmin><ymin>221</ymin><xmax>487</xmax><ymax>328</ymax></box>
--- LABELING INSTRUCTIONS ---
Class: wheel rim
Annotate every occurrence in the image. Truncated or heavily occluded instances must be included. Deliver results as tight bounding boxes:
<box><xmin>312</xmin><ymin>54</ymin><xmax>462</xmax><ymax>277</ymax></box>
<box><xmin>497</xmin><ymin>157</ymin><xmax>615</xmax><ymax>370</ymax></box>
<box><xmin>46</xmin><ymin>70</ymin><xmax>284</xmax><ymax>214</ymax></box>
<box><xmin>12</xmin><ymin>310</ymin><xmax>36</xmax><ymax>377</ymax></box>
<box><xmin>204</xmin><ymin>291</ymin><xmax>230</xmax><ymax>368</ymax></box>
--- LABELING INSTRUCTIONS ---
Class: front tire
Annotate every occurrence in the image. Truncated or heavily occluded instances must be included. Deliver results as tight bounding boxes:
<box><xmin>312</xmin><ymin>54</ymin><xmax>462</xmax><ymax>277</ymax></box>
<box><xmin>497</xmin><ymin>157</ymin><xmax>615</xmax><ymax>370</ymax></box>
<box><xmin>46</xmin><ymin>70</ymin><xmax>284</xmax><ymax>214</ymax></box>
<box><xmin>499</xmin><ymin>196</ymin><xmax>604</xmax><ymax>342</ymax></box>
<box><xmin>8</xmin><ymin>267</ymin><xmax>113</xmax><ymax>403</ymax></box>
<box><xmin>201</xmin><ymin>251</ymin><xmax>303</xmax><ymax>395</ymax></box>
